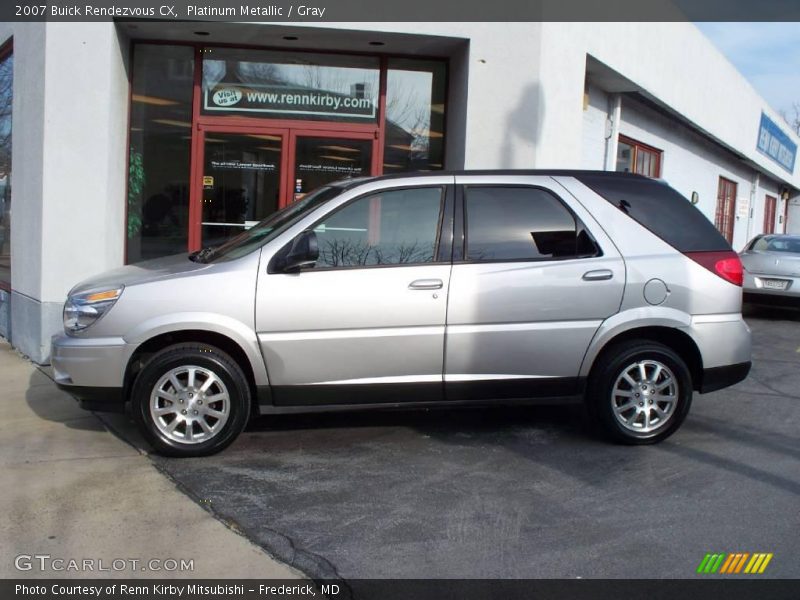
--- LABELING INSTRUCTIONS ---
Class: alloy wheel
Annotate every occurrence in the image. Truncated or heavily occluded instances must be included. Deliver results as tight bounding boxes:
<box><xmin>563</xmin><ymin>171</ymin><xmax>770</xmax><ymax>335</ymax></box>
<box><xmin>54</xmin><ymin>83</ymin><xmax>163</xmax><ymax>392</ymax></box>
<box><xmin>149</xmin><ymin>365</ymin><xmax>231</xmax><ymax>444</ymax></box>
<box><xmin>611</xmin><ymin>359</ymin><xmax>678</xmax><ymax>434</ymax></box>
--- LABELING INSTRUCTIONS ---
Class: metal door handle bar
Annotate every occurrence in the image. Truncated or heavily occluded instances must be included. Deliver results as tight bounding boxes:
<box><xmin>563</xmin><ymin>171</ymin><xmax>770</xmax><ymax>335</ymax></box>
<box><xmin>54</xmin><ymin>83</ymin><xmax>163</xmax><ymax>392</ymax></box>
<box><xmin>582</xmin><ymin>269</ymin><xmax>614</xmax><ymax>281</ymax></box>
<box><xmin>408</xmin><ymin>279</ymin><xmax>444</xmax><ymax>290</ymax></box>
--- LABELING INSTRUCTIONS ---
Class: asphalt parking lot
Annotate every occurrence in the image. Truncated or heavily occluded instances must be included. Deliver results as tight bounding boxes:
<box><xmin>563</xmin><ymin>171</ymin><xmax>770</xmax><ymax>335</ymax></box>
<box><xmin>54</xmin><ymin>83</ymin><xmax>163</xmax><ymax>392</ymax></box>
<box><xmin>105</xmin><ymin>308</ymin><xmax>799</xmax><ymax>580</ymax></box>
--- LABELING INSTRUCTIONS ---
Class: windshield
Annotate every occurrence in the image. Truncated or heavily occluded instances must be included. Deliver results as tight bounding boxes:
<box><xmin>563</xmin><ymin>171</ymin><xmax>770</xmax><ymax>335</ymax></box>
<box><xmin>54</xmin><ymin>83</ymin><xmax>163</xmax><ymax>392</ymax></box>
<box><xmin>751</xmin><ymin>236</ymin><xmax>800</xmax><ymax>254</ymax></box>
<box><xmin>196</xmin><ymin>186</ymin><xmax>343</xmax><ymax>263</ymax></box>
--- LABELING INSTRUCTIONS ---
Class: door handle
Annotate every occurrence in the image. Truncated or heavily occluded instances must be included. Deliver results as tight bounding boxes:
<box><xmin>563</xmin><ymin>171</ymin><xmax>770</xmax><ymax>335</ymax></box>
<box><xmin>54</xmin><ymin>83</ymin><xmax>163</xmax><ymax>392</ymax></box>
<box><xmin>582</xmin><ymin>269</ymin><xmax>614</xmax><ymax>281</ymax></box>
<box><xmin>408</xmin><ymin>279</ymin><xmax>443</xmax><ymax>290</ymax></box>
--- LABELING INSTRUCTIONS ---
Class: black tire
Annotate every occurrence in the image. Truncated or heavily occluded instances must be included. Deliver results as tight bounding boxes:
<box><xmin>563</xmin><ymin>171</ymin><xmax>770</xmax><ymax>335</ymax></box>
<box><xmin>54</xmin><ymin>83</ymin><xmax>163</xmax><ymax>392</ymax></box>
<box><xmin>587</xmin><ymin>340</ymin><xmax>692</xmax><ymax>445</ymax></box>
<box><xmin>131</xmin><ymin>343</ymin><xmax>251</xmax><ymax>457</ymax></box>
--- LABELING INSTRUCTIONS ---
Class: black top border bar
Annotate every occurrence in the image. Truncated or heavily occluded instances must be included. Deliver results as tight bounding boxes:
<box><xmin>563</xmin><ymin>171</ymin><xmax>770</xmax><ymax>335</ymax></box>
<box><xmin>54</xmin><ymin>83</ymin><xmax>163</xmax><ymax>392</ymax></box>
<box><xmin>3</xmin><ymin>0</ymin><xmax>800</xmax><ymax>22</ymax></box>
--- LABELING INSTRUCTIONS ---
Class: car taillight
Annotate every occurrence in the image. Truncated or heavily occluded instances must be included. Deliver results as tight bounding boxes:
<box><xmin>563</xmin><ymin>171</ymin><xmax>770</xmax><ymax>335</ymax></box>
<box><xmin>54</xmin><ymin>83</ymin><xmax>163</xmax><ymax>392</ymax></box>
<box><xmin>685</xmin><ymin>251</ymin><xmax>743</xmax><ymax>286</ymax></box>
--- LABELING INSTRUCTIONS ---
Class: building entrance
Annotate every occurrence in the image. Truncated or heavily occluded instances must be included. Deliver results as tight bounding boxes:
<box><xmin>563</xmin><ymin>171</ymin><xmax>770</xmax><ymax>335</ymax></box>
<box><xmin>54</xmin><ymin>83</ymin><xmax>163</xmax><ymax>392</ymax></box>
<box><xmin>193</xmin><ymin>125</ymin><xmax>375</xmax><ymax>249</ymax></box>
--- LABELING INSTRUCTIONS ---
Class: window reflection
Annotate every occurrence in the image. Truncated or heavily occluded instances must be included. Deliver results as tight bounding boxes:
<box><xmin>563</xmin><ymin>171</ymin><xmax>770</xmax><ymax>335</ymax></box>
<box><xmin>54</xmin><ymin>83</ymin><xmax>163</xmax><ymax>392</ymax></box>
<box><xmin>314</xmin><ymin>187</ymin><xmax>443</xmax><ymax>267</ymax></box>
<box><xmin>295</xmin><ymin>137</ymin><xmax>372</xmax><ymax>201</ymax></box>
<box><xmin>201</xmin><ymin>133</ymin><xmax>283</xmax><ymax>248</ymax></box>
<box><xmin>384</xmin><ymin>59</ymin><xmax>446</xmax><ymax>172</ymax></box>
<box><xmin>616</xmin><ymin>136</ymin><xmax>661</xmax><ymax>178</ymax></box>
<box><xmin>0</xmin><ymin>47</ymin><xmax>11</xmax><ymax>286</ymax></box>
<box><xmin>202</xmin><ymin>48</ymin><xmax>379</xmax><ymax>123</ymax></box>
<box><xmin>466</xmin><ymin>187</ymin><xmax>591</xmax><ymax>261</ymax></box>
<box><xmin>127</xmin><ymin>45</ymin><xmax>194</xmax><ymax>263</ymax></box>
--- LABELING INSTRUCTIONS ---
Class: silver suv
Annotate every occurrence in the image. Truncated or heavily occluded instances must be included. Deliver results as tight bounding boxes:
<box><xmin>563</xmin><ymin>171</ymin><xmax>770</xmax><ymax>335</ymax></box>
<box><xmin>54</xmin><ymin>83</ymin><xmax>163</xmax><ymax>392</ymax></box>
<box><xmin>52</xmin><ymin>171</ymin><xmax>752</xmax><ymax>456</ymax></box>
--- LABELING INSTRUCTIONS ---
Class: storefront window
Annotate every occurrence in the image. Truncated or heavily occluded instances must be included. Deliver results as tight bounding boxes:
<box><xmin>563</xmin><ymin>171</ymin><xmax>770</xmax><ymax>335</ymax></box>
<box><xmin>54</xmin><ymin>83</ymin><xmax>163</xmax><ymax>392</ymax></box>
<box><xmin>0</xmin><ymin>43</ymin><xmax>11</xmax><ymax>287</ymax></box>
<box><xmin>128</xmin><ymin>44</ymin><xmax>449</xmax><ymax>257</ymax></box>
<box><xmin>202</xmin><ymin>48</ymin><xmax>379</xmax><ymax>123</ymax></box>
<box><xmin>127</xmin><ymin>44</ymin><xmax>194</xmax><ymax>263</ymax></box>
<box><xmin>384</xmin><ymin>58</ymin><xmax>446</xmax><ymax>172</ymax></box>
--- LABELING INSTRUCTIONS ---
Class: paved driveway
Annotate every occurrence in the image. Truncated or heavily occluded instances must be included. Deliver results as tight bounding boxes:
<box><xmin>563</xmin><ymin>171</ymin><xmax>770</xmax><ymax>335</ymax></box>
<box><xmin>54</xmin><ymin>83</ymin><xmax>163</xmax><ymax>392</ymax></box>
<box><xmin>109</xmin><ymin>308</ymin><xmax>800</xmax><ymax>580</ymax></box>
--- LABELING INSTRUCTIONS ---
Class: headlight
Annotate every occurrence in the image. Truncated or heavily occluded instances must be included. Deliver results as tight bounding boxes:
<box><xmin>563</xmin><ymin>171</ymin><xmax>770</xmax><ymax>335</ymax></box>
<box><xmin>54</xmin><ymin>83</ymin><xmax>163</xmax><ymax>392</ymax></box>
<box><xmin>63</xmin><ymin>286</ymin><xmax>124</xmax><ymax>333</ymax></box>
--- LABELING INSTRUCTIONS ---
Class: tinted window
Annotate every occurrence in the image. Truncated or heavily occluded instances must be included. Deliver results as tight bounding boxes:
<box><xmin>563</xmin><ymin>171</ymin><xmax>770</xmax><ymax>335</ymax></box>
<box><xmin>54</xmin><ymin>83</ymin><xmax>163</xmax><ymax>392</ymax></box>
<box><xmin>466</xmin><ymin>187</ymin><xmax>596</xmax><ymax>261</ymax></box>
<box><xmin>313</xmin><ymin>187</ymin><xmax>443</xmax><ymax>268</ymax></box>
<box><xmin>128</xmin><ymin>44</ymin><xmax>194</xmax><ymax>263</ymax></box>
<box><xmin>578</xmin><ymin>175</ymin><xmax>730</xmax><ymax>252</ymax></box>
<box><xmin>752</xmin><ymin>236</ymin><xmax>800</xmax><ymax>254</ymax></box>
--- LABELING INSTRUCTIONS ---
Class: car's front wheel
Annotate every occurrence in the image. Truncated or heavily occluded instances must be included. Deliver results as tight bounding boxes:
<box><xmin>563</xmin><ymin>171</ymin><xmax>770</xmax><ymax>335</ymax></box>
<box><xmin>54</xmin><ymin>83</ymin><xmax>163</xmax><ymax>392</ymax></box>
<box><xmin>588</xmin><ymin>340</ymin><xmax>692</xmax><ymax>444</ymax></box>
<box><xmin>131</xmin><ymin>343</ymin><xmax>251</xmax><ymax>457</ymax></box>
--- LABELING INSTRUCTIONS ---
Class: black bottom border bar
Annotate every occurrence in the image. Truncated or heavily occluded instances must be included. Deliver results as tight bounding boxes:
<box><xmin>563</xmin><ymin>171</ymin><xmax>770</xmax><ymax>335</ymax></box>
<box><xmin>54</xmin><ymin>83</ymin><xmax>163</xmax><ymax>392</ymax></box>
<box><xmin>5</xmin><ymin>579</ymin><xmax>799</xmax><ymax>600</ymax></box>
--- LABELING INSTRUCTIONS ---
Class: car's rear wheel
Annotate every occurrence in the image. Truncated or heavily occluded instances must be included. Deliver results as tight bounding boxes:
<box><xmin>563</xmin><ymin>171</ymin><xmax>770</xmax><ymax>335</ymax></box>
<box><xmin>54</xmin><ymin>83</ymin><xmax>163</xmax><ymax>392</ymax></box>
<box><xmin>131</xmin><ymin>343</ymin><xmax>251</xmax><ymax>457</ymax></box>
<box><xmin>588</xmin><ymin>340</ymin><xmax>692</xmax><ymax>444</ymax></box>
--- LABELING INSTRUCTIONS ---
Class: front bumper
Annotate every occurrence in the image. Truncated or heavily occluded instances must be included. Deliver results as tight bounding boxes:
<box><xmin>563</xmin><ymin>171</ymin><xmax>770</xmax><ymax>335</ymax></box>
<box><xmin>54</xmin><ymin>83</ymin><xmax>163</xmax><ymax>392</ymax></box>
<box><xmin>51</xmin><ymin>334</ymin><xmax>131</xmax><ymax>413</ymax></box>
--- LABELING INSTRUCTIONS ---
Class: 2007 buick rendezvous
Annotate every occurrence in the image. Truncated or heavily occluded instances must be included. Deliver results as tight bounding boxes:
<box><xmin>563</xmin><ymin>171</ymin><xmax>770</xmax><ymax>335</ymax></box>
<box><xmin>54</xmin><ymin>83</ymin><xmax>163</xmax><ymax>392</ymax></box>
<box><xmin>52</xmin><ymin>171</ymin><xmax>751</xmax><ymax>456</ymax></box>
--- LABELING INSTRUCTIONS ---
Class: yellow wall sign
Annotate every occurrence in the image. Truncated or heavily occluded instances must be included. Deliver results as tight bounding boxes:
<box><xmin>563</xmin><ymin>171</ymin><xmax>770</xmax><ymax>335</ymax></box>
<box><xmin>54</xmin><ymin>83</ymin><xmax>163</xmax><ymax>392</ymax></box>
<box><xmin>202</xmin><ymin>175</ymin><xmax>214</xmax><ymax>188</ymax></box>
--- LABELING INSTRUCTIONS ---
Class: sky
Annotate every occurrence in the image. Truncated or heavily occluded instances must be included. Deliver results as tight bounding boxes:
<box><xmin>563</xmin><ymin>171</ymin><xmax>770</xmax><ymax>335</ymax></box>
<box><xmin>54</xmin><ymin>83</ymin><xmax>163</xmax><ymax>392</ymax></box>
<box><xmin>695</xmin><ymin>22</ymin><xmax>800</xmax><ymax>117</ymax></box>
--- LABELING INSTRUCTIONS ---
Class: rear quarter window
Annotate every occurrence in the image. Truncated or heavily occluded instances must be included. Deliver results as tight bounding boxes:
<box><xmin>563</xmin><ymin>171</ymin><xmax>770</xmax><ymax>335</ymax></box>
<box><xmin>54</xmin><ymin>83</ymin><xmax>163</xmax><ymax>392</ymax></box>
<box><xmin>577</xmin><ymin>175</ymin><xmax>731</xmax><ymax>252</ymax></box>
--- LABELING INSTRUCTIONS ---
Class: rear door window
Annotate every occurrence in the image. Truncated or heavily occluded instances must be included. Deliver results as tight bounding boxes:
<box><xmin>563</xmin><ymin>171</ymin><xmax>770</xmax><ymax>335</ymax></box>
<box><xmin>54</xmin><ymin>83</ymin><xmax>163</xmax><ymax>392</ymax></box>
<box><xmin>464</xmin><ymin>186</ymin><xmax>599</xmax><ymax>261</ymax></box>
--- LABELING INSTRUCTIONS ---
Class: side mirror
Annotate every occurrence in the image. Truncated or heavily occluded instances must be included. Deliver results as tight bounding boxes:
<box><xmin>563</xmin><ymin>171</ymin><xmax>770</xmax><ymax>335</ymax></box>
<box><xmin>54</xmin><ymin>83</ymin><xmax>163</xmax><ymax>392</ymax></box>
<box><xmin>283</xmin><ymin>230</ymin><xmax>319</xmax><ymax>272</ymax></box>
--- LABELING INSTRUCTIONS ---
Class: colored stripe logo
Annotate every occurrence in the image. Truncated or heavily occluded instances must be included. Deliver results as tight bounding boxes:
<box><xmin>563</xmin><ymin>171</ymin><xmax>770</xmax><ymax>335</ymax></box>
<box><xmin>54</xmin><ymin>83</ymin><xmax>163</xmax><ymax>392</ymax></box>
<box><xmin>696</xmin><ymin>552</ymin><xmax>773</xmax><ymax>574</ymax></box>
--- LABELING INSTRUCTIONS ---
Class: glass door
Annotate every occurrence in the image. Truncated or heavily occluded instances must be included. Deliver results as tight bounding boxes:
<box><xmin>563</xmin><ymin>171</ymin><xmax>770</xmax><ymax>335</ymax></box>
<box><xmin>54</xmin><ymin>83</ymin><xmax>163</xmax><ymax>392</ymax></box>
<box><xmin>191</xmin><ymin>127</ymin><xmax>377</xmax><ymax>250</ymax></box>
<box><xmin>197</xmin><ymin>128</ymin><xmax>287</xmax><ymax>248</ymax></box>
<box><xmin>291</xmin><ymin>133</ymin><xmax>374</xmax><ymax>202</ymax></box>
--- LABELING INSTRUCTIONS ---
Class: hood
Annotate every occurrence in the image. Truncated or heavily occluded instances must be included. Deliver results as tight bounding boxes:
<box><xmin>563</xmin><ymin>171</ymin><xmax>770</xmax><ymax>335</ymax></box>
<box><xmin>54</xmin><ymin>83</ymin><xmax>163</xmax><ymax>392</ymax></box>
<box><xmin>740</xmin><ymin>251</ymin><xmax>800</xmax><ymax>277</ymax></box>
<box><xmin>69</xmin><ymin>253</ymin><xmax>212</xmax><ymax>295</ymax></box>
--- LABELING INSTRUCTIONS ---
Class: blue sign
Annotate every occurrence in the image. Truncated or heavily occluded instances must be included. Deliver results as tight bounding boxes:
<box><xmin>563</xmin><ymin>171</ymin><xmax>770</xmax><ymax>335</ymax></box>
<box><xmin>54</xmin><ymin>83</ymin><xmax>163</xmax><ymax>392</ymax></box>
<box><xmin>756</xmin><ymin>112</ymin><xmax>797</xmax><ymax>173</ymax></box>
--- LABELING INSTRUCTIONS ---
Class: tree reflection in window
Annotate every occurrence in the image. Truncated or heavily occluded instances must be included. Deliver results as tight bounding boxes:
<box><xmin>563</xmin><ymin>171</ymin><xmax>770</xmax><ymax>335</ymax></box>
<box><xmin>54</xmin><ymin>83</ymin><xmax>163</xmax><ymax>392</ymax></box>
<box><xmin>313</xmin><ymin>187</ymin><xmax>442</xmax><ymax>268</ymax></box>
<box><xmin>0</xmin><ymin>45</ymin><xmax>12</xmax><ymax>286</ymax></box>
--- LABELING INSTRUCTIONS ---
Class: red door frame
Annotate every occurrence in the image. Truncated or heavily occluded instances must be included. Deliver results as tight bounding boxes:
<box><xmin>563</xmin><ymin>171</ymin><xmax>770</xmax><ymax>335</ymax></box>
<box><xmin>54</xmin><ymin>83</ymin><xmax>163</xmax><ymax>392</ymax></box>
<box><xmin>763</xmin><ymin>194</ymin><xmax>777</xmax><ymax>235</ymax></box>
<box><xmin>715</xmin><ymin>177</ymin><xmax>737</xmax><ymax>244</ymax></box>
<box><xmin>187</xmin><ymin>50</ymin><xmax>388</xmax><ymax>251</ymax></box>
<box><xmin>189</xmin><ymin>125</ymin><xmax>379</xmax><ymax>251</ymax></box>
<box><xmin>189</xmin><ymin>124</ymin><xmax>291</xmax><ymax>251</ymax></box>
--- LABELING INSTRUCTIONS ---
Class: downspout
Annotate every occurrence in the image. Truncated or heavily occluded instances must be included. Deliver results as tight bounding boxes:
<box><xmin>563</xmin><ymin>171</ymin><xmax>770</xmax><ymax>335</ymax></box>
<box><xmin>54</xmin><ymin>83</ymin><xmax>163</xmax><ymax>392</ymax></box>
<box><xmin>747</xmin><ymin>172</ymin><xmax>759</xmax><ymax>242</ymax></box>
<box><xmin>604</xmin><ymin>94</ymin><xmax>622</xmax><ymax>171</ymax></box>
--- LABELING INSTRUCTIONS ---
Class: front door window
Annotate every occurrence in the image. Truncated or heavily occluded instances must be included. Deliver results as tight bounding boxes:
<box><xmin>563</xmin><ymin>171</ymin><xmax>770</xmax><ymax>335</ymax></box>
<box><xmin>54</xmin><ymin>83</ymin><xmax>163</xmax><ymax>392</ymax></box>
<box><xmin>312</xmin><ymin>186</ymin><xmax>444</xmax><ymax>268</ymax></box>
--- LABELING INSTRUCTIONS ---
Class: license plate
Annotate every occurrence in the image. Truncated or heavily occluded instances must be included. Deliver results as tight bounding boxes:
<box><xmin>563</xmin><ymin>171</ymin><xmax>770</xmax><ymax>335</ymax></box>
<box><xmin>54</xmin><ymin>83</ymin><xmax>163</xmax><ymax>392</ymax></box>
<box><xmin>761</xmin><ymin>279</ymin><xmax>788</xmax><ymax>290</ymax></box>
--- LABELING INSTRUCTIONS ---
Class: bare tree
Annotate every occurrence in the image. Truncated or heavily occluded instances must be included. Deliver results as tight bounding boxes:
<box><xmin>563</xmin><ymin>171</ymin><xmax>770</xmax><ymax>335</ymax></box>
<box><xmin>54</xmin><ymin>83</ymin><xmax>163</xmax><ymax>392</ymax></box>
<box><xmin>780</xmin><ymin>102</ymin><xmax>800</xmax><ymax>136</ymax></box>
<box><xmin>0</xmin><ymin>55</ymin><xmax>12</xmax><ymax>176</ymax></box>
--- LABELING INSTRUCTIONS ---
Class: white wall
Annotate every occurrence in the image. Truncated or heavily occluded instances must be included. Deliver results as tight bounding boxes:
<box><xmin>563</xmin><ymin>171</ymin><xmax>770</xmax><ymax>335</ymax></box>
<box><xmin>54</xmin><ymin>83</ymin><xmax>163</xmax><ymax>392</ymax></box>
<box><xmin>788</xmin><ymin>199</ymin><xmax>800</xmax><ymax>234</ymax></box>
<box><xmin>0</xmin><ymin>23</ymin><xmax>129</xmax><ymax>360</ymax></box>
<box><xmin>299</xmin><ymin>22</ymin><xmax>545</xmax><ymax>168</ymax></box>
<box><xmin>620</xmin><ymin>97</ymin><xmax>757</xmax><ymax>250</ymax></box>
<box><xmin>538</xmin><ymin>22</ymin><xmax>800</xmax><ymax>191</ymax></box>
<box><xmin>581</xmin><ymin>83</ymin><xmax>610</xmax><ymax>170</ymax></box>
<box><xmin>39</xmin><ymin>23</ymin><xmax>129</xmax><ymax>302</ymax></box>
